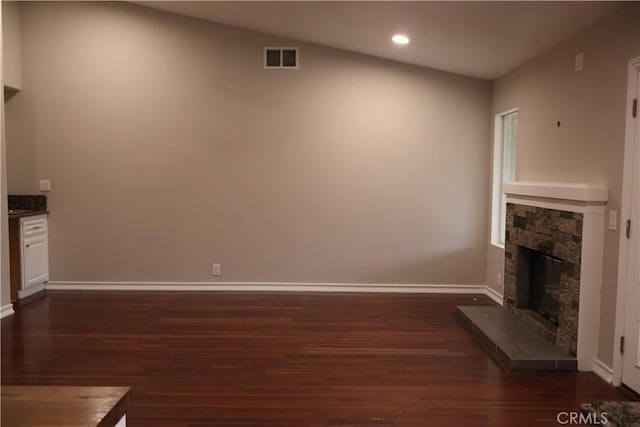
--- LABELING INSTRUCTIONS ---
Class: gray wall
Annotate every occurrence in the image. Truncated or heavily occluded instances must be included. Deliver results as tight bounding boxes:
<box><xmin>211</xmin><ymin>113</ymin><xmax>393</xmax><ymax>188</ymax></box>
<box><xmin>2</xmin><ymin>1</ymin><xmax>21</xmax><ymax>90</ymax></box>
<box><xmin>5</xmin><ymin>2</ymin><xmax>491</xmax><ymax>285</ymax></box>
<box><xmin>1</xmin><ymin>1</ymin><xmax>10</xmax><ymax>309</ymax></box>
<box><xmin>486</xmin><ymin>3</ymin><xmax>640</xmax><ymax>366</ymax></box>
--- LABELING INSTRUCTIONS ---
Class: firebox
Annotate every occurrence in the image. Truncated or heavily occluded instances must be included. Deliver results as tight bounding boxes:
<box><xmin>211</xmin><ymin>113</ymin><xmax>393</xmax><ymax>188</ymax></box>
<box><xmin>516</xmin><ymin>246</ymin><xmax>562</xmax><ymax>326</ymax></box>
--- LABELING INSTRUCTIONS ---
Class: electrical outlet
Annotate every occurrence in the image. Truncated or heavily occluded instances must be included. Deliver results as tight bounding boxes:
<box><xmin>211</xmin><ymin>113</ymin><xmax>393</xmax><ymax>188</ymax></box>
<box><xmin>212</xmin><ymin>263</ymin><xmax>221</xmax><ymax>276</ymax></box>
<box><xmin>39</xmin><ymin>180</ymin><xmax>51</xmax><ymax>192</ymax></box>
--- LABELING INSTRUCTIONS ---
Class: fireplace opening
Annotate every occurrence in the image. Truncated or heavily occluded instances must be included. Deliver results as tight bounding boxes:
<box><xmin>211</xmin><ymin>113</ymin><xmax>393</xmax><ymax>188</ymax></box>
<box><xmin>516</xmin><ymin>246</ymin><xmax>562</xmax><ymax>326</ymax></box>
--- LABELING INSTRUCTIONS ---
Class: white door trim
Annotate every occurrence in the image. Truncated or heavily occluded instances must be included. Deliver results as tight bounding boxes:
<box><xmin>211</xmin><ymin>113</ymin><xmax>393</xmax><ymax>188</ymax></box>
<box><xmin>612</xmin><ymin>56</ymin><xmax>640</xmax><ymax>386</ymax></box>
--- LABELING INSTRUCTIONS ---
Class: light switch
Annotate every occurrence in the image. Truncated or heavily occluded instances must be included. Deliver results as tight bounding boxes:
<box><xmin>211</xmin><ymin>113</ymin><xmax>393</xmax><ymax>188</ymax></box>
<box><xmin>609</xmin><ymin>210</ymin><xmax>617</xmax><ymax>231</ymax></box>
<box><xmin>39</xmin><ymin>180</ymin><xmax>51</xmax><ymax>192</ymax></box>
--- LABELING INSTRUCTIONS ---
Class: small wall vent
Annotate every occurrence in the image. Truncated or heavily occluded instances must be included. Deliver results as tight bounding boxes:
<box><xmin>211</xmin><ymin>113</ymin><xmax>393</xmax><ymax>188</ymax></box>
<box><xmin>264</xmin><ymin>47</ymin><xmax>298</xmax><ymax>69</ymax></box>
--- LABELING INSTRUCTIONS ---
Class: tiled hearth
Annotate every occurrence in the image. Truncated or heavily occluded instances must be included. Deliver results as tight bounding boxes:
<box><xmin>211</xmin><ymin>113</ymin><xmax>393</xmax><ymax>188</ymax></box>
<box><xmin>459</xmin><ymin>182</ymin><xmax>608</xmax><ymax>372</ymax></box>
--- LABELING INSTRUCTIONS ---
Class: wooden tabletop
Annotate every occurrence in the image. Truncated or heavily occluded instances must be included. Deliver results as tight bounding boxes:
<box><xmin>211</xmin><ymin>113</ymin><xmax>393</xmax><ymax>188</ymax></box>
<box><xmin>1</xmin><ymin>386</ymin><xmax>130</xmax><ymax>427</ymax></box>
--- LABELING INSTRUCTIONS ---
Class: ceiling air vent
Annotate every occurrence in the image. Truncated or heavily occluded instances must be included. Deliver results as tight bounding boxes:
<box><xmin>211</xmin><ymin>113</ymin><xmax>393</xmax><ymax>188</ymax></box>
<box><xmin>264</xmin><ymin>47</ymin><xmax>299</xmax><ymax>69</ymax></box>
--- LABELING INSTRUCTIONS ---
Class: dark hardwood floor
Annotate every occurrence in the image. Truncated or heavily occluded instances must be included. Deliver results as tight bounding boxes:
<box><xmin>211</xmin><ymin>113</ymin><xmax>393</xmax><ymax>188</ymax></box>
<box><xmin>1</xmin><ymin>291</ymin><xmax>627</xmax><ymax>426</ymax></box>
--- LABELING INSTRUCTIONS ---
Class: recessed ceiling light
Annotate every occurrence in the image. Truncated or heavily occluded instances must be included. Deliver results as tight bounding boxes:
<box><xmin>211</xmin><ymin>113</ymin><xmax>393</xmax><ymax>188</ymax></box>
<box><xmin>392</xmin><ymin>34</ymin><xmax>410</xmax><ymax>45</ymax></box>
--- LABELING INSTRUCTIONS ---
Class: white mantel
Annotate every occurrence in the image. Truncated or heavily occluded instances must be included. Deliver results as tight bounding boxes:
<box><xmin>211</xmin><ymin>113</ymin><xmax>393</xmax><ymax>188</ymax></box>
<box><xmin>504</xmin><ymin>181</ymin><xmax>608</xmax><ymax>205</ymax></box>
<box><xmin>504</xmin><ymin>181</ymin><xmax>608</xmax><ymax>371</ymax></box>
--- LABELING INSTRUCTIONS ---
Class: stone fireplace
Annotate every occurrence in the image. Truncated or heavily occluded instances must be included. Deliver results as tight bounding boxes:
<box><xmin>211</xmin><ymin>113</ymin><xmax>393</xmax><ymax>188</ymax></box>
<box><xmin>503</xmin><ymin>182</ymin><xmax>608</xmax><ymax>371</ymax></box>
<box><xmin>504</xmin><ymin>203</ymin><xmax>582</xmax><ymax>356</ymax></box>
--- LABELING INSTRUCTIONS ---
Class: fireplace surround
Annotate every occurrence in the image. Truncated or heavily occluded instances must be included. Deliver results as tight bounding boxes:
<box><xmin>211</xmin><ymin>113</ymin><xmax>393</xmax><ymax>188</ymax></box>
<box><xmin>504</xmin><ymin>203</ymin><xmax>583</xmax><ymax>355</ymax></box>
<box><xmin>503</xmin><ymin>182</ymin><xmax>608</xmax><ymax>371</ymax></box>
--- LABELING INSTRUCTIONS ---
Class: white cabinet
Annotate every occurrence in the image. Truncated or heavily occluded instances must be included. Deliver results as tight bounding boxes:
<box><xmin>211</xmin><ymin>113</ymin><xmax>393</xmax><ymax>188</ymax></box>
<box><xmin>18</xmin><ymin>215</ymin><xmax>48</xmax><ymax>298</ymax></box>
<box><xmin>23</xmin><ymin>235</ymin><xmax>48</xmax><ymax>288</ymax></box>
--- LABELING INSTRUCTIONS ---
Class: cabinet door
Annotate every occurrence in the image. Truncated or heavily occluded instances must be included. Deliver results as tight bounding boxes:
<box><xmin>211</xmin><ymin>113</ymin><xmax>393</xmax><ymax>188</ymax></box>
<box><xmin>22</xmin><ymin>235</ymin><xmax>48</xmax><ymax>289</ymax></box>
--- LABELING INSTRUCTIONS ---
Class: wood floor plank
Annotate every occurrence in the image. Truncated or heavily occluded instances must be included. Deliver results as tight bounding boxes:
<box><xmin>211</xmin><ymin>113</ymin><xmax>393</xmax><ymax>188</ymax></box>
<box><xmin>1</xmin><ymin>291</ymin><xmax>627</xmax><ymax>426</ymax></box>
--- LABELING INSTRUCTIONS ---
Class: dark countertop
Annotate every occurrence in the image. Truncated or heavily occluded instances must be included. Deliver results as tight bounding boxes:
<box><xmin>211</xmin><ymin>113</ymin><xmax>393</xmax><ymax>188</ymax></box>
<box><xmin>8</xmin><ymin>209</ymin><xmax>49</xmax><ymax>220</ymax></box>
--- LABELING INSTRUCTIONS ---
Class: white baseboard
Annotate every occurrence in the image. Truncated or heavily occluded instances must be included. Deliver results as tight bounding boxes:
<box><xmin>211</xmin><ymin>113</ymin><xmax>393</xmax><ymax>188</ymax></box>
<box><xmin>17</xmin><ymin>282</ymin><xmax>45</xmax><ymax>300</ymax></box>
<box><xmin>593</xmin><ymin>358</ymin><xmax>614</xmax><ymax>384</ymax></box>
<box><xmin>1</xmin><ymin>304</ymin><xmax>15</xmax><ymax>319</ymax></box>
<box><xmin>484</xmin><ymin>286</ymin><xmax>504</xmax><ymax>305</ymax></box>
<box><xmin>47</xmin><ymin>281</ymin><xmax>499</xmax><ymax>298</ymax></box>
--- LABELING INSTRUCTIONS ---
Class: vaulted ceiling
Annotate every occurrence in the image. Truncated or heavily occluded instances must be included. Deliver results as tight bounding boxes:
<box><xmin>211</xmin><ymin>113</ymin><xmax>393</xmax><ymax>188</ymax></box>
<box><xmin>136</xmin><ymin>1</ymin><xmax>621</xmax><ymax>80</ymax></box>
